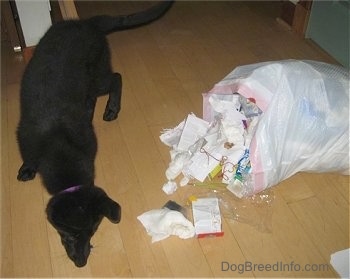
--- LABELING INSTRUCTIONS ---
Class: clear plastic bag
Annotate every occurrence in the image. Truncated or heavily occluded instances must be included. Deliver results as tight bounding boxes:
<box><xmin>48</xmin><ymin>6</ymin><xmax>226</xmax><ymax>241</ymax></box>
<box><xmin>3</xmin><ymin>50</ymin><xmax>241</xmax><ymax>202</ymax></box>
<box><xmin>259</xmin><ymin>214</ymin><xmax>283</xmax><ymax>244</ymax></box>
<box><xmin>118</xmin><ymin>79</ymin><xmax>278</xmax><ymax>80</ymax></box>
<box><xmin>203</xmin><ymin>60</ymin><xmax>349</xmax><ymax>197</ymax></box>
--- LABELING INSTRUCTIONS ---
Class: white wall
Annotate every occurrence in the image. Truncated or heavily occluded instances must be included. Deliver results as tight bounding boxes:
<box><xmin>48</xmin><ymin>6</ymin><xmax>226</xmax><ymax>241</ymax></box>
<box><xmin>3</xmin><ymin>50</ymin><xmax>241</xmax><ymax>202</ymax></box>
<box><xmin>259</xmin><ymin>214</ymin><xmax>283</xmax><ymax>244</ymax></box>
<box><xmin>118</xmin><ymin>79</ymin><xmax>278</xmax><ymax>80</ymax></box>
<box><xmin>15</xmin><ymin>0</ymin><xmax>52</xmax><ymax>47</ymax></box>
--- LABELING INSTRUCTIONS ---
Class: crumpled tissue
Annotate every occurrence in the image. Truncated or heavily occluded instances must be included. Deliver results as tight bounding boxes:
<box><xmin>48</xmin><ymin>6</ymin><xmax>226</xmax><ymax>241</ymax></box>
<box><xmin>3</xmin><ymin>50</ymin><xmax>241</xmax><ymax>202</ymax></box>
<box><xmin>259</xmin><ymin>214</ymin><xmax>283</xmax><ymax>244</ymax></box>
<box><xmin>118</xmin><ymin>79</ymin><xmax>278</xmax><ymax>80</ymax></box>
<box><xmin>162</xmin><ymin>180</ymin><xmax>178</xmax><ymax>195</ymax></box>
<box><xmin>137</xmin><ymin>208</ymin><xmax>195</xmax><ymax>243</ymax></box>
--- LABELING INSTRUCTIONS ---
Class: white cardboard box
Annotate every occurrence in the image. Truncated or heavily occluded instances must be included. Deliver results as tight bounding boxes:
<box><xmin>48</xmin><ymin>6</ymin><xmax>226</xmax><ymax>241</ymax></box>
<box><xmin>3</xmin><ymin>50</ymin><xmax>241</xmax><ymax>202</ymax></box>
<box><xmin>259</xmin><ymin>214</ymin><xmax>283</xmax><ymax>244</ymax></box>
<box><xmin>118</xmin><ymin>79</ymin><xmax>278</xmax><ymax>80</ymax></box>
<box><xmin>192</xmin><ymin>197</ymin><xmax>223</xmax><ymax>238</ymax></box>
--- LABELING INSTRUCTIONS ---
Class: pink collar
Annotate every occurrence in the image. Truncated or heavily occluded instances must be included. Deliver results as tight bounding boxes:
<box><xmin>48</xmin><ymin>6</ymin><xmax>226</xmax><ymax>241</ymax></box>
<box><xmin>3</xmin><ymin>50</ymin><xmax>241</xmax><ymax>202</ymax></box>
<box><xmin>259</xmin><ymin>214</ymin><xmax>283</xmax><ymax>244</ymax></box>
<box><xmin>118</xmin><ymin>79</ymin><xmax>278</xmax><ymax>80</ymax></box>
<box><xmin>60</xmin><ymin>185</ymin><xmax>82</xmax><ymax>194</ymax></box>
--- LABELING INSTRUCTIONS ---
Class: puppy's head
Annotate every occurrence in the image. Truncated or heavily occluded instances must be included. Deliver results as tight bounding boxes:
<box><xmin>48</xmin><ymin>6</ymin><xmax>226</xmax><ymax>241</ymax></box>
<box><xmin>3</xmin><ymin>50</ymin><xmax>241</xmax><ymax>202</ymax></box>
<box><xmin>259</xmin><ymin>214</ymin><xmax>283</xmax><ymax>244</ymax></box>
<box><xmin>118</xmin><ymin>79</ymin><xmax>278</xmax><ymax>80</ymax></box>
<box><xmin>46</xmin><ymin>186</ymin><xmax>121</xmax><ymax>267</ymax></box>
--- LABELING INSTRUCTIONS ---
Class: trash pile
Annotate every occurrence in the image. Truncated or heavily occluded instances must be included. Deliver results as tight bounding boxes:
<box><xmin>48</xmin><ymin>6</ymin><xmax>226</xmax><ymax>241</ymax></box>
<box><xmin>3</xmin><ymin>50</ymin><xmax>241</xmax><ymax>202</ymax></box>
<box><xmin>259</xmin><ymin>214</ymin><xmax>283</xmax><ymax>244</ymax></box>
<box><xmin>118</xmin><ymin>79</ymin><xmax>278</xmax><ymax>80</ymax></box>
<box><xmin>160</xmin><ymin>94</ymin><xmax>262</xmax><ymax>198</ymax></box>
<box><xmin>138</xmin><ymin>60</ymin><xmax>349</xmax><ymax>243</ymax></box>
<box><xmin>160</xmin><ymin>60</ymin><xmax>349</xmax><ymax>198</ymax></box>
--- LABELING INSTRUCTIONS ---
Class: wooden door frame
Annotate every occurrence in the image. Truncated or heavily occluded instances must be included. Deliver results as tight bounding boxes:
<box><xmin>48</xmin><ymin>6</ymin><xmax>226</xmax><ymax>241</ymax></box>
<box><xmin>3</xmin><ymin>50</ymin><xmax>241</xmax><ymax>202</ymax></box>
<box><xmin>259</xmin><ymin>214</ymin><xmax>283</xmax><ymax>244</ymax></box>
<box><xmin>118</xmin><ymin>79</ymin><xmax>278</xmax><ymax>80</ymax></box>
<box><xmin>1</xmin><ymin>0</ymin><xmax>24</xmax><ymax>52</ymax></box>
<box><xmin>58</xmin><ymin>0</ymin><xmax>79</xmax><ymax>20</ymax></box>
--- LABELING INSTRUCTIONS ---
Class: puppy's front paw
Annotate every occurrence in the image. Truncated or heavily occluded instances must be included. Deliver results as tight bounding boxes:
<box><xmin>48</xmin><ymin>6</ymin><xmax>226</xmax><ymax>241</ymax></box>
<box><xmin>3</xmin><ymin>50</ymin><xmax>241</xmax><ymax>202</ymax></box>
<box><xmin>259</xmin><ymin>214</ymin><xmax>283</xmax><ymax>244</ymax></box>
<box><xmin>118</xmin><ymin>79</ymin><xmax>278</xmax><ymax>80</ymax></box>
<box><xmin>17</xmin><ymin>164</ymin><xmax>36</xmax><ymax>181</ymax></box>
<box><xmin>103</xmin><ymin>108</ymin><xmax>118</xmax><ymax>121</ymax></box>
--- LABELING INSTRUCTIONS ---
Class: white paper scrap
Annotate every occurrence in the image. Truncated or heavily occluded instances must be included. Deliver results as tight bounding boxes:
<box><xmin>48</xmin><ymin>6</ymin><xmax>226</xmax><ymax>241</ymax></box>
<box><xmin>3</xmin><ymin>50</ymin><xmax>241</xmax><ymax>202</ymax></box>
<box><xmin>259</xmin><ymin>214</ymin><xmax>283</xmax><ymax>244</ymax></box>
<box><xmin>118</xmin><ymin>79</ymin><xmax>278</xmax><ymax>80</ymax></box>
<box><xmin>185</xmin><ymin>150</ymin><xmax>222</xmax><ymax>182</ymax></box>
<box><xmin>177</xmin><ymin>113</ymin><xmax>210</xmax><ymax>151</ymax></box>
<box><xmin>160</xmin><ymin>119</ymin><xmax>186</xmax><ymax>148</ymax></box>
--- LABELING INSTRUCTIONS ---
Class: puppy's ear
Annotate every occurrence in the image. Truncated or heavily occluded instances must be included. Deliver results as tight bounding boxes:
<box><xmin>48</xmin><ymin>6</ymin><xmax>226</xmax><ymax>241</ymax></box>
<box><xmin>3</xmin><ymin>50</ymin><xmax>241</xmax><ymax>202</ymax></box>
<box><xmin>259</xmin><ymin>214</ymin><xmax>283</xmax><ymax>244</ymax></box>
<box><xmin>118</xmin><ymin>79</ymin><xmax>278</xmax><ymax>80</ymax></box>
<box><xmin>99</xmin><ymin>196</ymin><xmax>121</xmax><ymax>223</ymax></box>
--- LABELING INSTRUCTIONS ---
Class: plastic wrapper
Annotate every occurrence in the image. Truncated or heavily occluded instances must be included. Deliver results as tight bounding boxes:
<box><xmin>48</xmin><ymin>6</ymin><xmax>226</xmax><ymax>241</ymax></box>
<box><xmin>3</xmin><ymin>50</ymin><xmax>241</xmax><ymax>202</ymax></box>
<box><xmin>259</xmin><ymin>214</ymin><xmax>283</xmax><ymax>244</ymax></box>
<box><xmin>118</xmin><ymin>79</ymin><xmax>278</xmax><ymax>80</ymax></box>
<box><xmin>180</xmin><ymin>182</ymin><xmax>275</xmax><ymax>233</ymax></box>
<box><xmin>203</xmin><ymin>60</ymin><xmax>349</xmax><ymax>197</ymax></box>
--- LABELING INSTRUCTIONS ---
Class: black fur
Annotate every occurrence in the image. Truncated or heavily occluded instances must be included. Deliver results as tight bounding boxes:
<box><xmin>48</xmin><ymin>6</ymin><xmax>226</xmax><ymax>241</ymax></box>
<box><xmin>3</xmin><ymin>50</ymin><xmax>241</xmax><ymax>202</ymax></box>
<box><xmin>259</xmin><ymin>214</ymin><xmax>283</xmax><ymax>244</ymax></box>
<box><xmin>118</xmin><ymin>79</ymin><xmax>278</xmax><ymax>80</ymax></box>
<box><xmin>16</xmin><ymin>1</ymin><xmax>173</xmax><ymax>267</ymax></box>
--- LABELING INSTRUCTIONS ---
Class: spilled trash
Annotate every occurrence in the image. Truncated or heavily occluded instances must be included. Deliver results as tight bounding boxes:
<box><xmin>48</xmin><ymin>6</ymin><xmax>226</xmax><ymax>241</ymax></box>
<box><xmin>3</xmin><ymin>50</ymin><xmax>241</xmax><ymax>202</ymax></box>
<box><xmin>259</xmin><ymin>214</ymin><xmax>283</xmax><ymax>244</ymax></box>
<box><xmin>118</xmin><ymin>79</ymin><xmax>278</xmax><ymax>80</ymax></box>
<box><xmin>138</xmin><ymin>60</ymin><xmax>349</xmax><ymax>242</ymax></box>
<box><xmin>160</xmin><ymin>93</ymin><xmax>262</xmax><ymax>198</ymax></box>
<box><xmin>161</xmin><ymin>60</ymin><xmax>349</xmax><ymax>198</ymax></box>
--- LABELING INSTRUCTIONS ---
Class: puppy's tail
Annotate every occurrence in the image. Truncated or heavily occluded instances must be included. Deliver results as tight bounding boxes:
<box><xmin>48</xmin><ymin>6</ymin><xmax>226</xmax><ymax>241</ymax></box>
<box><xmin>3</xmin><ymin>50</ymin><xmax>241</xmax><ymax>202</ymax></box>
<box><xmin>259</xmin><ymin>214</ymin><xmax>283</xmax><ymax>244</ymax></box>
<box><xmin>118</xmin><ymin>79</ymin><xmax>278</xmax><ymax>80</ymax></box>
<box><xmin>87</xmin><ymin>1</ymin><xmax>173</xmax><ymax>35</ymax></box>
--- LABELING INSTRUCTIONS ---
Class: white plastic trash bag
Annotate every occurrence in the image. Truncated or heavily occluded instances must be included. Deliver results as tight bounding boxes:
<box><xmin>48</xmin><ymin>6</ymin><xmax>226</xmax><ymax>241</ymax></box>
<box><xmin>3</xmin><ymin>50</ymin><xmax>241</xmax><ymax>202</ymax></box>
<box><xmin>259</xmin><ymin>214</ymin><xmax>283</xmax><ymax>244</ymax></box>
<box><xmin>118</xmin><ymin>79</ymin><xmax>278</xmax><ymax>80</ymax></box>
<box><xmin>203</xmin><ymin>60</ymin><xmax>349</xmax><ymax>197</ymax></box>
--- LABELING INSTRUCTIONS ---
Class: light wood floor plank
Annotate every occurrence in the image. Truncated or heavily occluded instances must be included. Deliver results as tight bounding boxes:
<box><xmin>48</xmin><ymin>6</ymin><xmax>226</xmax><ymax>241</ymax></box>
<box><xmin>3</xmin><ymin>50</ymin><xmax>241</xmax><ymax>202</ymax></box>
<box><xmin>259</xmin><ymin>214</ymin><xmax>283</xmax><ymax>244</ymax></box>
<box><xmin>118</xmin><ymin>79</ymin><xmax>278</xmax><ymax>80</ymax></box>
<box><xmin>111</xmin><ymin>70</ymin><xmax>214</xmax><ymax>277</ymax></box>
<box><xmin>289</xmin><ymin>196</ymin><xmax>348</xmax><ymax>261</ymax></box>
<box><xmin>6</xmin><ymin>83</ymin><xmax>53</xmax><ymax>277</ymax></box>
<box><xmin>1</xmin><ymin>45</ymin><xmax>14</xmax><ymax>277</ymax></box>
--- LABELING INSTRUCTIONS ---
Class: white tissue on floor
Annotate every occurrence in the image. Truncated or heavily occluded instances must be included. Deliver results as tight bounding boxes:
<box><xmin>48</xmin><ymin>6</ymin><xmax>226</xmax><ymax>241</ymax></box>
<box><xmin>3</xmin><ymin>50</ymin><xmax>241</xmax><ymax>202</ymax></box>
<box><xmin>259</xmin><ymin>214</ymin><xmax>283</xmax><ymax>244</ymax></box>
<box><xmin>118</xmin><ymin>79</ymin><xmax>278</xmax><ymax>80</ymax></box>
<box><xmin>162</xmin><ymin>180</ymin><xmax>178</xmax><ymax>195</ymax></box>
<box><xmin>137</xmin><ymin>208</ymin><xmax>195</xmax><ymax>243</ymax></box>
<box><xmin>165</xmin><ymin>152</ymin><xmax>190</xmax><ymax>180</ymax></box>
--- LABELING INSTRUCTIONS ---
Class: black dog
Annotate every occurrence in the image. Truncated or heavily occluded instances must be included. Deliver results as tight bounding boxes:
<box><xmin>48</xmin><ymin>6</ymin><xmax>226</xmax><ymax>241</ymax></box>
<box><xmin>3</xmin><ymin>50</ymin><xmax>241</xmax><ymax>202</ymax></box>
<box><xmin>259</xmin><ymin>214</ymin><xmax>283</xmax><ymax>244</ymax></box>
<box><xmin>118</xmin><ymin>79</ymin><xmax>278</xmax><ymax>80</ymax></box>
<box><xmin>16</xmin><ymin>1</ymin><xmax>173</xmax><ymax>267</ymax></box>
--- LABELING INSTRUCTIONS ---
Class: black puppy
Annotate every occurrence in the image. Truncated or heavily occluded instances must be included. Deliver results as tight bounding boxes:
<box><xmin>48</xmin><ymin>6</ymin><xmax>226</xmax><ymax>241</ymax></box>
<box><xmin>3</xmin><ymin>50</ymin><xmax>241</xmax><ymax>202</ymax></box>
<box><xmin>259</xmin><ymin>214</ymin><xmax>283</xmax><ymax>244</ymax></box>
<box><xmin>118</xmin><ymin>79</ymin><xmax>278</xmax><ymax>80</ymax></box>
<box><xmin>16</xmin><ymin>1</ymin><xmax>173</xmax><ymax>267</ymax></box>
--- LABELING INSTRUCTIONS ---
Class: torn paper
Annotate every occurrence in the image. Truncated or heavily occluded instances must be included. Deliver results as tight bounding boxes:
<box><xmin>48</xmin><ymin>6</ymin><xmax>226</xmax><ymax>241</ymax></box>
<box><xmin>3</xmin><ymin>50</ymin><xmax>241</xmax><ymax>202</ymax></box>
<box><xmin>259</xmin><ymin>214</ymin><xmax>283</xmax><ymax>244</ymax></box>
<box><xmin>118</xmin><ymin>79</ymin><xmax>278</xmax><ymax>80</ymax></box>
<box><xmin>176</xmin><ymin>113</ymin><xmax>210</xmax><ymax>151</ymax></box>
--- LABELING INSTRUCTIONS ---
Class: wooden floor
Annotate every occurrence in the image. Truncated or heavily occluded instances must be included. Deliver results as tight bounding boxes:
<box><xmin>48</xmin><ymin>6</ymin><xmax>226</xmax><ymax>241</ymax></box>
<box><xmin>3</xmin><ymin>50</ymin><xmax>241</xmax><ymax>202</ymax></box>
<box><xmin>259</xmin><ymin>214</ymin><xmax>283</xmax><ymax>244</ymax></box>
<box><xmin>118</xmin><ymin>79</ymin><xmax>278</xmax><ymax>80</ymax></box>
<box><xmin>1</xmin><ymin>1</ymin><xmax>349</xmax><ymax>277</ymax></box>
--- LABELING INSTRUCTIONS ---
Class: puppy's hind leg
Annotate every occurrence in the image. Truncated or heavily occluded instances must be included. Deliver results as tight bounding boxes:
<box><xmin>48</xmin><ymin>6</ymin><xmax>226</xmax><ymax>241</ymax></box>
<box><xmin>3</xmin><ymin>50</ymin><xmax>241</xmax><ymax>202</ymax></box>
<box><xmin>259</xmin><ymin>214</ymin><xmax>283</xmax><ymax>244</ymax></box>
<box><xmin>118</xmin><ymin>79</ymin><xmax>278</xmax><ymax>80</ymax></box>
<box><xmin>16</xmin><ymin>130</ymin><xmax>40</xmax><ymax>181</ymax></box>
<box><xmin>17</xmin><ymin>146</ymin><xmax>38</xmax><ymax>181</ymax></box>
<box><xmin>102</xmin><ymin>73</ymin><xmax>122</xmax><ymax>121</ymax></box>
